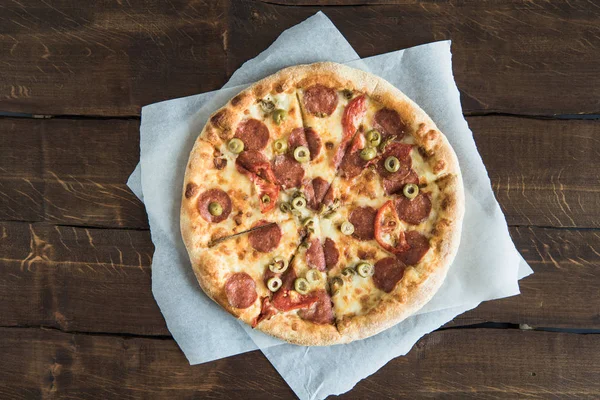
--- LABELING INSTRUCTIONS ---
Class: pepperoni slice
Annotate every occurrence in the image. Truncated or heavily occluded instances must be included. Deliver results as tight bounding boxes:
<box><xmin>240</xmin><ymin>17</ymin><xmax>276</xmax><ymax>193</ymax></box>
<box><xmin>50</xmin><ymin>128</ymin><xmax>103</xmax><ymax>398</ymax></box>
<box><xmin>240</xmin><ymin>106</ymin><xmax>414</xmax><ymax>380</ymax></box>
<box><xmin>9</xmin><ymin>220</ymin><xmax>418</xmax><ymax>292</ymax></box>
<box><xmin>272</xmin><ymin>268</ymin><xmax>319</xmax><ymax>312</ymax></box>
<box><xmin>289</xmin><ymin>127</ymin><xmax>322</xmax><ymax>161</ymax></box>
<box><xmin>303</xmin><ymin>84</ymin><xmax>338</xmax><ymax>116</ymax></box>
<box><xmin>349</xmin><ymin>206</ymin><xmax>377</xmax><ymax>241</ymax></box>
<box><xmin>234</xmin><ymin>119</ymin><xmax>270</xmax><ymax>151</ymax></box>
<box><xmin>323</xmin><ymin>237</ymin><xmax>339</xmax><ymax>270</ymax></box>
<box><xmin>272</xmin><ymin>155</ymin><xmax>304</xmax><ymax>189</ymax></box>
<box><xmin>373</xmin><ymin>108</ymin><xmax>407</xmax><ymax>141</ymax></box>
<box><xmin>305</xmin><ymin>177</ymin><xmax>330</xmax><ymax>210</ymax></box>
<box><xmin>298</xmin><ymin>289</ymin><xmax>334</xmax><ymax>325</ymax></box>
<box><xmin>306</xmin><ymin>238</ymin><xmax>326</xmax><ymax>271</ymax></box>
<box><xmin>383</xmin><ymin>169</ymin><xmax>419</xmax><ymax>196</ymax></box>
<box><xmin>248</xmin><ymin>222</ymin><xmax>282</xmax><ymax>253</ymax></box>
<box><xmin>339</xmin><ymin>133</ymin><xmax>367</xmax><ymax>179</ymax></box>
<box><xmin>225</xmin><ymin>272</ymin><xmax>257</xmax><ymax>308</ymax></box>
<box><xmin>395</xmin><ymin>193</ymin><xmax>432</xmax><ymax>225</ymax></box>
<box><xmin>373</xmin><ymin>257</ymin><xmax>406</xmax><ymax>293</ymax></box>
<box><xmin>396</xmin><ymin>231</ymin><xmax>430</xmax><ymax>265</ymax></box>
<box><xmin>197</xmin><ymin>188</ymin><xmax>232</xmax><ymax>223</ymax></box>
<box><xmin>376</xmin><ymin>143</ymin><xmax>412</xmax><ymax>180</ymax></box>
<box><xmin>236</xmin><ymin>150</ymin><xmax>277</xmax><ymax>182</ymax></box>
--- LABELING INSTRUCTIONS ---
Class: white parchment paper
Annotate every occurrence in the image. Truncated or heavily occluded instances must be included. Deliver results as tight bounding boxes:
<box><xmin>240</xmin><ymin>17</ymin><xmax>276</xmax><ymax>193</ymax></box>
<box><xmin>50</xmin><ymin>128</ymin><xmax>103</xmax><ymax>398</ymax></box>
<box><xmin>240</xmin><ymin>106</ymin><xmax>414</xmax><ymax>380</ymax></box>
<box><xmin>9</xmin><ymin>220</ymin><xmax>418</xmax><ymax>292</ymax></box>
<box><xmin>127</xmin><ymin>12</ymin><xmax>533</xmax><ymax>400</ymax></box>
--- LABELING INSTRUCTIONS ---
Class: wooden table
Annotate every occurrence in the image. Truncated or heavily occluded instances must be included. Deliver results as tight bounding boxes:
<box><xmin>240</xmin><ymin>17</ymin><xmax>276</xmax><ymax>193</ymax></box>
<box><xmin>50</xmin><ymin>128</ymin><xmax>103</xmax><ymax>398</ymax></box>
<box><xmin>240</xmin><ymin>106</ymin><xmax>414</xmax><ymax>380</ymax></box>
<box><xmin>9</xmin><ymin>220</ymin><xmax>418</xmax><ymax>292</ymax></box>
<box><xmin>1</xmin><ymin>1</ymin><xmax>599</xmax><ymax>398</ymax></box>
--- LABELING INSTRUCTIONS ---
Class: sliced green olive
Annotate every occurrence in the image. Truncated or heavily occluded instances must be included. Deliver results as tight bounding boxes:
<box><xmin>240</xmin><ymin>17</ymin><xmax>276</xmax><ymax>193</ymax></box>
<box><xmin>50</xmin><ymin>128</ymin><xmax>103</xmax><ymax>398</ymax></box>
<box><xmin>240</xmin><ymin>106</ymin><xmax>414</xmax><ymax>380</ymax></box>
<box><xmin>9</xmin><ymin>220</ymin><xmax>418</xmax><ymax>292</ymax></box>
<box><xmin>261</xmin><ymin>194</ymin><xmax>271</xmax><ymax>204</ymax></box>
<box><xmin>267</xmin><ymin>277</ymin><xmax>283</xmax><ymax>292</ymax></box>
<box><xmin>341</xmin><ymin>267</ymin><xmax>356</xmax><ymax>278</ymax></box>
<box><xmin>403</xmin><ymin>183</ymin><xmax>419</xmax><ymax>200</ymax></box>
<box><xmin>208</xmin><ymin>202</ymin><xmax>223</xmax><ymax>216</ymax></box>
<box><xmin>259</xmin><ymin>99</ymin><xmax>275</xmax><ymax>113</ymax></box>
<box><xmin>273</xmin><ymin>139</ymin><xmax>288</xmax><ymax>154</ymax></box>
<box><xmin>366</xmin><ymin>130</ymin><xmax>382</xmax><ymax>147</ymax></box>
<box><xmin>294</xmin><ymin>278</ymin><xmax>310</xmax><ymax>295</ymax></box>
<box><xmin>379</xmin><ymin>136</ymin><xmax>396</xmax><ymax>152</ymax></box>
<box><xmin>303</xmin><ymin>218</ymin><xmax>315</xmax><ymax>233</ymax></box>
<box><xmin>279</xmin><ymin>202</ymin><xmax>291</xmax><ymax>213</ymax></box>
<box><xmin>293</xmin><ymin>146</ymin><xmax>310</xmax><ymax>163</ymax></box>
<box><xmin>342</xmin><ymin>89</ymin><xmax>353</xmax><ymax>100</ymax></box>
<box><xmin>269</xmin><ymin>256</ymin><xmax>288</xmax><ymax>273</ymax></box>
<box><xmin>340</xmin><ymin>221</ymin><xmax>355</xmax><ymax>235</ymax></box>
<box><xmin>227</xmin><ymin>138</ymin><xmax>244</xmax><ymax>154</ymax></box>
<box><xmin>356</xmin><ymin>262</ymin><xmax>374</xmax><ymax>278</ymax></box>
<box><xmin>384</xmin><ymin>156</ymin><xmax>400</xmax><ymax>173</ymax></box>
<box><xmin>291</xmin><ymin>196</ymin><xmax>307</xmax><ymax>210</ymax></box>
<box><xmin>272</xmin><ymin>109</ymin><xmax>287</xmax><ymax>125</ymax></box>
<box><xmin>306</xmin><ymin>269</ymin><xmax>323</xmax><ymax>285</ymax></box>
<box><xmin>360</xmin><ymin>147</ymin><xmax>377</xmax><ymax>161</ymax></box>
<box><xmin>330</xmin><ymin>277</ymin><xmax>344</xmax><ymax>295</ymax></box>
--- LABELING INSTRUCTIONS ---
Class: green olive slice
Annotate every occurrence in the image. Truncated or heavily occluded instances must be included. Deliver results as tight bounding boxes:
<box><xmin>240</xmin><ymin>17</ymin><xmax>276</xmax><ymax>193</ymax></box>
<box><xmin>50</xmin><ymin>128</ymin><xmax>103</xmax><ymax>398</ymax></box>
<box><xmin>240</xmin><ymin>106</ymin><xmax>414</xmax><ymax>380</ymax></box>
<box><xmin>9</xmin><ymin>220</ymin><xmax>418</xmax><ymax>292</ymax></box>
<box><xmin>360</xmin><ymin>147</ymin><xmax>377</xmax><ymax>161</ymax></box>
<box><xmin>294</xmin><ymin>278</ymin><xmax>310</xmax><ymax>295</ymax></box>
<box><xmin>340</xmin><ymin>221</ymin><xmax>355</xmax><ymax>235</ymax></box>
<box><xmin>403</xmin><ymin>183</ymin><xmax>419</xmax><ymax>200</ymax></box>
<box><xmin>273</xmin><ymin>139</ymin><xmax>288</xmax><ymax>154</ymax></box>
<box><xmin>291</xmin><ymin>196</ymin><xmax>307</xmax><ymax>210</ymax></box>
<box><xmin>279</xmin><ymin>202</ymin><xmax>291</xmax><ymax>213</ymax></box>
<box><xmin>272</xmin><ymin>109</ymin><xmax>287</xmax><ymax>125</ymax></box>
<box><xmin>384</xmin><ymin>156</ymin><xmax>400</xmax><ymax>173</ymax></box>
<box><xmin>227</xmin><ymin>138</ymin><xmax>244</xmax><ymax>154</ymax></box>
<box><xmin>259</xmin><ymin>99</ymin><xmax>275</xmax><ymax>113</ymax></box>
<box><xmin>356</xmin><ymin>262</ymin><xmax>374</xmax><ymax>278</ymax></box>
<box><xmin>208</xmin><ymin>202</ymin><xmax>223</xmax><ymax>216</ymax></box>
<box><xmin>261</xmin><ymin>194</ymin><xmax>271</xmax><ymax>204</ymax></box>
<box><xmin>269</xmin><ymin>256</ymin><xmax>288</xmax><ymax>273</ymax></box>
<box><xmin>267</xmin><ymin>277</ymin><xmax>283</xmax><ymax>292</ymax></box>
<box><xmin>365</xmin><ymin>129</ymin><xmax>382</xmax><ymax>147</ymax></box>
<box><xmin>330</xmin><ymin>277</ymin><xmax>344</xmax><ymax>295</ymax></box>
<box><xmin>293</xmin><ymin>146</ymin><xmax>310</xmax><ymax>163</ymax></box>
<box><xmin>306</xmin><ymin>269</ymin><xmax>323</xmax><ymax>285</ymax></box>
<box><xmin>341</xmin><ymin>267</ymin><xmax>356</xmax><ymax>278</ymax></box>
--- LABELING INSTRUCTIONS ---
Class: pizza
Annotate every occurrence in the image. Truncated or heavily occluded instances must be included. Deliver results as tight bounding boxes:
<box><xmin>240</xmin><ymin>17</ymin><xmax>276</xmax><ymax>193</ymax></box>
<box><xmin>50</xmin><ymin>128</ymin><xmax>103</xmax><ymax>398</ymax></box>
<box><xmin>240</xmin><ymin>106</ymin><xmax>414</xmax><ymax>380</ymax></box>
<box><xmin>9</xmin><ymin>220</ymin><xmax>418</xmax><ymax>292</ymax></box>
<box><xmin>181</xmin><ymin>62</ymin><xmax>464</xmax><ymax>345</ymax></box>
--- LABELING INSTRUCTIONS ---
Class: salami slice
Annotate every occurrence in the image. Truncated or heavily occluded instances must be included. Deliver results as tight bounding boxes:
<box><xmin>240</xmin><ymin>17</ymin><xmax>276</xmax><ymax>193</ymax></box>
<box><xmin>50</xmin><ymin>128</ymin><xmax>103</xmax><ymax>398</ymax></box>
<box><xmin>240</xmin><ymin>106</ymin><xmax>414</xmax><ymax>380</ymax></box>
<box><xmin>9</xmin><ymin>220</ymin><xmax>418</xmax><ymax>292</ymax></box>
<box><xmin>197</xmin><ymin>188</ymin><xmax>232</xmax><ymax>223</ymax></box>
<box><xmin>383</xmin><ymin>169</ymin><xmax>419</xmax><ymax>196</ymax></box>
<box><xmin>373</xmin><ymin>257</ymin><xmax>406</xmax><ymax>293</ymax></box>
<box><xmin>304</xmin><ymin>127</ymin><xmax>322</xmax><ymax>160</ymax></box>
<box><xmin>288</xmin><ymin>127</ymin><xmax>308</xmax><ymax>151</ymax></box>
<box><xmin>248</xmin><ymin>221</ymin><xmax>282</xmax><ymax>253</ymax></box>
<box><xmin>234</xmin><ymin>119</ymin><xmax>270</xmax><ymax>151</ymax></box>
<box><xmin>303</xmin><ymin>84</ymin><xmax>338</xmax><ymax>116</ymax></box>
<box><xmin>305</xmin><ymin>177</ymin><xmax>330</xmax><ymax>210</ymax></box>
<box><xmin>373</xmin><ymin>108</ymin><xmax>407</xmax><ymax>141</ymax></box>
<box><xmin>376</xmin><ymin>143</ymin><xmax>412</xmax><ymax>180</ymax></box>
<box><xmin>298</xmin><ymin>289</ymin><xmax>334</xmax><ymax>325</ymax></box>
<box><xmin>236</xmin><ymin>150</ymin><xmax>269</xmax><ymax>177</ymax></box>
<box><xmin>323</xmin><ymin>237</ymin><xmax>339</xmax><ymax>269</ymax></box>
<box><xmin>396</xmin><ymin>231</ymin><xmax>430</xmax><ymax>265</ymax></box>
<box><xmin>395</xmin><ymin>192</ymin><xmax>432</xmax><ymax>225</ymax></box>
<box><xmin>225</xmin><ymin>272</ymin><xmax>257</xmax><ymax>308</ymax></box>
<box><xmin>349</xmin><ymin>206</ymin><xmax>377</xmax><ymax>241</ymax></box>
<box><xmin>272</xmin><ymin>155</ymin><xmax>304</xmax><ymax>189</ymax></box>
<box><xmin>306</xmin><ymin>238</ymin><xmax>326</xmax><ymax>271</ymax></box>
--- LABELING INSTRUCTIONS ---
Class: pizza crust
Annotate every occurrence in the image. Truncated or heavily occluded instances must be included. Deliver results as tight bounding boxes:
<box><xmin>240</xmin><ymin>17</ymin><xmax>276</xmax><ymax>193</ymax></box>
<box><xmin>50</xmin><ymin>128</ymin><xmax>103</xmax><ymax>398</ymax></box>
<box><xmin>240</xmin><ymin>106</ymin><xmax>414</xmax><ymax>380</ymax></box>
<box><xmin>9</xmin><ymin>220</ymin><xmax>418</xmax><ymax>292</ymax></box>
<box><xmin>181</xmin><ymin>61</ymin><xmax>465</xmax><ymax>346</ymax></box>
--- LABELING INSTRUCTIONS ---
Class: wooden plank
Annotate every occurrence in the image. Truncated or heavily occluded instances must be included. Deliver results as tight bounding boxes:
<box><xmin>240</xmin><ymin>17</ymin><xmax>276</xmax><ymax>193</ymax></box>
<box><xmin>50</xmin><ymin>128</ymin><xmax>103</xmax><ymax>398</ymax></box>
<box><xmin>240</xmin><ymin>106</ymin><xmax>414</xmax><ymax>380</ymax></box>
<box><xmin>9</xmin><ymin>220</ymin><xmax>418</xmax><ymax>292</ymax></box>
<box><xmin>0</xmin><ymin>222</ymin><xmax>167</xmax><ymax>336</ymax></box>
<box><xmin>0</xmin><ymin>327</ymin><xmax>597</xmax><ymax>398</ymax></box>
<box><xmin>0</xmin><ymin>0</ymin><xmax>228</xmax><ymax>116</ymax></box>
<box><xmin>0</xmin><ymin>222</ymin><xmax>598</xmax><ymax>336</ymax></box>
<box><xmin>229</xmin><ymin>0</ymin><xmax>600</xmax><ymax>115</ymax></box>
<box><xmin>0</xmin><ymin>117</ymin><xmax>148</xmax><ymax>229</ymax></box>
<box><xmin>453</xmin><ymin>226</ymin><xmax>600</xmax><ymax>329</ymax></box>
<box><xmin>1</xmin><ymin>116</ymin><xmax>598</xmax><ymax>229</ymax></box>
<box><xmin>469</xmin><ymin>115</ymin><xmax>600</xmax><ymax>228</ymax></box>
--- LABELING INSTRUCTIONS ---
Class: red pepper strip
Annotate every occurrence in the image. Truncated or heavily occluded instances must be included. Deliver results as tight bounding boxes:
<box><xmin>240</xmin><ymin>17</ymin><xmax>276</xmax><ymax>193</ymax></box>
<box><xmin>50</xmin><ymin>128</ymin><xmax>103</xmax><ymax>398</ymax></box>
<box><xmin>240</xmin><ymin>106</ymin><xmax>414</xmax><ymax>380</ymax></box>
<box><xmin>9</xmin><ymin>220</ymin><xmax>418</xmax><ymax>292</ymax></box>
<box><xmin>374</xmin><ymin>200</ymin><xmax>410</xmax><ymax>254</ymax></box>
<box><xmin>333</xmin><ymin>95</ymin><xmax>367</xmax><ymax>168</ymax></box>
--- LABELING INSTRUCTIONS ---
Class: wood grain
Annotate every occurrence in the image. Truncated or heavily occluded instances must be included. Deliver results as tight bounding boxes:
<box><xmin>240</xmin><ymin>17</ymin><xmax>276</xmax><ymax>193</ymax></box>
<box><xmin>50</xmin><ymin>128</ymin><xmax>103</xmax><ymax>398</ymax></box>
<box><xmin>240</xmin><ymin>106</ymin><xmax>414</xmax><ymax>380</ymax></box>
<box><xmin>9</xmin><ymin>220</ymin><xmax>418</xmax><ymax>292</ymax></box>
<box><xmin>2</xmin><ymin>116</ymin><xmax>598</xmax><ymax>229</ymax></box>
<box><xmin>229</xmin><ymin>0</ymin><xmax>600</xmax><ymax>115</ymax></box>
<box><xmin>0</xmin><ymin>222</ymin><xmax>597</xmax><ymax>336</ymax></box>
<box><xmin>0</xmin><ymin>117</ymin><xmax>148</xmax><ymax>229</ymax></box>
<box><xmin>0</xmin><ymin>327</ymin><xmax>597</xmax><ymax>398</ymax></box>
<box><xmin>1</xmin><ymin>1</ymin><xmax>599</xmax><ymax>116</ymax></box>
<box><xmin>0</xmin><ymin>0</ymin><xmax>228</xmax><ymax>116</ymax></box>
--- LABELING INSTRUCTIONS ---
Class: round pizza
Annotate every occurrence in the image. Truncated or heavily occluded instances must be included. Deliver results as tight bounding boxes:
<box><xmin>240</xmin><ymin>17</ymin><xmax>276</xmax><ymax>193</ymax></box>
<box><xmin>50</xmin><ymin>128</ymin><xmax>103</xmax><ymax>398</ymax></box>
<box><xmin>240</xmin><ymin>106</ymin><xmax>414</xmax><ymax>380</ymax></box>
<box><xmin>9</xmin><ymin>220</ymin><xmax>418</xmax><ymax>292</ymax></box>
<box><xmin>180</xmin><ymin>62</ymin><xmax>464</xmax><ymax>345</ymax></box>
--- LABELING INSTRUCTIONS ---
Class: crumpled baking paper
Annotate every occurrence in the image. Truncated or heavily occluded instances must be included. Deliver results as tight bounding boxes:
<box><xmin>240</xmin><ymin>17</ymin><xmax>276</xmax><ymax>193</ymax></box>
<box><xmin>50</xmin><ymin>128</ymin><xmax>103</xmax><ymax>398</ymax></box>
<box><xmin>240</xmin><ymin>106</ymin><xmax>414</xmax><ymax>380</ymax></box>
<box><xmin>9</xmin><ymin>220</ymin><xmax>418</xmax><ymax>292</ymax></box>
<box><xmin>127</xmin><ymin>12</ymin><xmax>533</xmax><ymax>400</ymax></box>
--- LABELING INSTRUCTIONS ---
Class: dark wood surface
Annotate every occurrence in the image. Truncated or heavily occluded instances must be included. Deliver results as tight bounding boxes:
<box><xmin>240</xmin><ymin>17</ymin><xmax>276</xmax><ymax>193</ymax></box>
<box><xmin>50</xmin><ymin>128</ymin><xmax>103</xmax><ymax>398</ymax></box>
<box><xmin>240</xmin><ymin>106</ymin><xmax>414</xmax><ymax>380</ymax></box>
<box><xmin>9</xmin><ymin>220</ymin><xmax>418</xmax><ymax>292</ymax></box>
<box><xmin>1</xmin><ymin>0</ymin><xmax>598</xmax><ymax>398</ymax></box>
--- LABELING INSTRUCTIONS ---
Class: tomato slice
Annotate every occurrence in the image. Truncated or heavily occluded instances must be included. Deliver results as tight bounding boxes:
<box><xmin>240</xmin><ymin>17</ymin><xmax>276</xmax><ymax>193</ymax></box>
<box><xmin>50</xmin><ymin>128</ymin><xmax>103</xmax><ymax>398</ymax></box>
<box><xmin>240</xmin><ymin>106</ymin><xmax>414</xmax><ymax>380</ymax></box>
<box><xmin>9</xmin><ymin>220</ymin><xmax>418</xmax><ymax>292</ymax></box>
<box><xmin>333</xmin><ymin>95</ymin><xmax>367</xmax><ymax>168</ymax></box>
<box><xmin>374</xmin><ymin>200</ymin><xmax>410</xmax><ymax>254</ymax></box>
<box><xmin>255</xmin><ymin>177</ymin><xmax>279</xmax><ymax>214</ymax></box>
